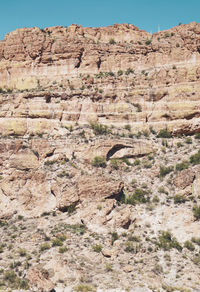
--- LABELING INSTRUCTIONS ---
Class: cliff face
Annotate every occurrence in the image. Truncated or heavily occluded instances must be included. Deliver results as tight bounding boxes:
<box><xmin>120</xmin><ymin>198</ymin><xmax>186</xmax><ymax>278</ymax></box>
<box><xmin>0</xmin><ymin>22</ymin><xmax>200</xmax><ymax>135</ymax></box>
<box><xmin>0</xmin><ymin>23</ymin><xmax>200</xmax><ymax>291</ymax></box>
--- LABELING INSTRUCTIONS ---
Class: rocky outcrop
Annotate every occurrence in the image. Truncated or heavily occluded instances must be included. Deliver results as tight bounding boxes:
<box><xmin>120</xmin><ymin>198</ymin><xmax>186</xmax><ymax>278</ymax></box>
<box><xmin>0</xmin><ymin>22</ymin><xmax>200</xmax><ymax>135</ymax></box>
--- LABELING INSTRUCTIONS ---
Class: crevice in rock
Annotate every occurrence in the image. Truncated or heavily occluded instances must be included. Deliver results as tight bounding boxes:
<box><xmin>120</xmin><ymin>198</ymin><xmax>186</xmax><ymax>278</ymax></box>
<box><xmin>107</xmin><ymin>187</ymin><xmax>124</xmax><ymax>201</ymax></box>
<box><xmin>97</xmin><ymin>57</ymin><xmax>102</xmax><ymax>70</ymax></box>
<box><xmin>184</xmin><ymin>112</ymin><xmax>200</xmax><ymax>120</ymax></box>
<box><xmin>162</xmin><ymin>113</ymin><xmax>172</xmax><ymax>120</ymax></box>
<box><xmin>74</xmin><ymin>48</ymin><xmax>84</xmax><ymax>69</ymax></box>
<box><xmin>51</xmin><ymin>189</ymin><xmax>56</xmax><ymax>197</ymax></box>
<box><xmin>106</xmin><ymin>144</ymin><xmax>133</xmax><ymax>161</ymax></box>
<box><xmin>45</xmin><ymin>148</ymin><xmax>55</xmax><ymax>158</ymax></box>
<box><xmin>58</xmin><ymin>202</ymin><xmax>78</xmax><ymax>213</ymax></box>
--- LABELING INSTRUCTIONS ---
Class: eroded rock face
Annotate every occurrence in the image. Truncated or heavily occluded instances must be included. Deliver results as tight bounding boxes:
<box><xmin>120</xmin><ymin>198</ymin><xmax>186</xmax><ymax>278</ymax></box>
<box><xmin>0</xmin><ymin>22</ymin><xmax>199</xmax><ymax>135</ymax></box>
<box><xmin>174</xmin><ymin>169</ymin><xmax>196</xmax><ymax>189</ymax></box>
<box><xmin>27</xmin><ymin>266</ymin><xmax>54</xmax><ymax>291</ymax></box>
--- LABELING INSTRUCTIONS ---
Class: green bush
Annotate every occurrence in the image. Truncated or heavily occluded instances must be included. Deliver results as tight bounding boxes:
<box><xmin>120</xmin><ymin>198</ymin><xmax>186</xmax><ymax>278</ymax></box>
<box><xmin>90</xmin><ymin>122</ymin><xmax>110</xmax><ymax>135</ymax></box>
<box><xmin>193</xmin><ymin>205</ymin><xmax>200</xmax><ymax>220</ymax></box>
<box><xmin>91</xmin><ymin>156</ymin><xmax>106</xmax><ymax>168</ymax></box>
<box><xmin>185</xmin><ymin>137</ymin><xmax>192</xmax><ymax>144</ymax></box>
<box><xmin>110</xmin><ymin>158</ymin><xmax>122</xmax><ymax>170</ymax></box>
<box><xmin>111</xmin><ymin>232</ymin><xmax>119</xmax><ymax>245</ymax></box>
<box><xmin>57</xmin><ymin>234</ymin><xmax>66</xmax><ymax>241</ymax></box>
<box><xmin>105</xmin><ymin>263</ymin><xmax>113</xmax><ymax>271</ymax></box>
<box><xmin>18</xmin><ymin>248</ymin><xmax>26</xmax><ymax>257</ymax></box>
<box><xmin>133</xmin><ymin>103</ymin><xmax>142</xmax><ymax>112</ymax></box>
<box><xmin>159</xmin><ymin>165</ymin><xmax>173</xmax><ymax>177</ymax></box>
<box><xmin>195</xmin><ymin>133</ymin><xmax>200</xmax><ymax>139</ymax></box>
<box><xmin>145</xmin><ymin>39</ymin><xmax>152</xmax><ymax>45</ymax></box>
<box><xmin>173</xmin><ymin>194</ymin><xmax>187</xmax><ymax>204</ymax></box>
<box><xmin>109</xmin><ymin>38</ymin><xmax>116</xmax><ymax>45</ymax></box>
<box><xmin>74</xmin><ymin>284</ymin><xmax>95</xmax><ymax>292</ymax></box>
<box><xmin>184</xmin><ymin>240</ymin><xmax>195</xmax><ymax>251</ymax></box>
<box><xmin>125</xmin><ymin>68</ymin><xmax>134</xmax><ymax>75</ymax></box>
<box><xmin>190</xmin><ymin>150</ymin><xmax>200</xmax><ymax>165</ymax></box>
<box><xmin>52</xmin><ymin>238</ymin><xmax>63</xmax><ymax>247</ymax></box>
<box><xmin>124</xmin><ymin>124</ymin><xmax>131</xmax><ymax>131</ymax></box>
<box><xmin>157</xmin><ymin>129</ymin><xmax>172</xmax><ymax>138</ymax></box>
<box><xmin>40</xmin><ymin>243</ymin><xmax>51</xmax><ymax>251</ymax></box>
<box><xmin>125</xmin><ymin>241</ymin><xmax>141</xmax><ymax>253</ymax></box>
<box><xmin>192</xmin><ymin>255</ymin><xmax>200</xmax><ymax>265</ymax></box>
<box><xmin>117</xmin><ymin>70</ymin><xmax>123</xmax><ymax>76</ymax></box>
<box><xmin>59</xmin><ymin>246</ymin><xmax>68</xmax><ymax>253</ymax></box>
<box><xmin>175</xmin><ymin>161</ymin><xmax>189</xmax><ymax>172</ymax></box>
<box><xmin>157</xmin><ymin>231</ymin><xmax>182</xmax><ymax>251</ymax></box>
<box><xmin>126</xmin><ymin>188</ymin><xmax>150</xmax><ymax>205</ymax></box>
<box><xmin>191</xmin><ymin>237</ymin><xmax>200</xmax><ymax>246</ymax></box>
<box><xmin>93</xmin><ymin>244</ymin><xmax>102</xmax><ymax>253</ymax></box>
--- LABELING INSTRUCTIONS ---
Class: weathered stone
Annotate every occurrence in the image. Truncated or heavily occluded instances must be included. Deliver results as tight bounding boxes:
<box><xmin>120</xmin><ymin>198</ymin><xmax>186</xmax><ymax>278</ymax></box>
<box><xmin>174</xmin><ymin>168</ymin><xmax>195</xmax><ymax>189</ymax></box>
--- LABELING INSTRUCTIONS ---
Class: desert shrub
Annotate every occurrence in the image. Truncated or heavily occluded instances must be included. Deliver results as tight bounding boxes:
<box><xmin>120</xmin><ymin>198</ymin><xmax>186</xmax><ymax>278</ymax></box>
<box><xmin>125</xmin><ymin>68</ymin><xmax>134</xmax><ymax>75</ymax></box>
<box><xmin>93</xmin><ymin>244</ymin><xmax>102</xmax><ymax>253</ymax></box>
<box><xmin>150</xmin><ymin>126</ymin><xmax>156</xmax><ymax>135</ymax></box>
<box><xmin>185</xmin><ymin>137</ymin><xmax>192</xmax><ymax>144</ymax></box>
<box><xmin>133</xmin><ymin>103</ymin><xmax>142</xmax><ymax>112</ymax></box>
<box><xmin>3</xmin><ymin>270</ymin><xmax>29</xmax><ymax>288</ymax></box>
<box><xmin>18</xmin><ymin>248</ymin><xmax>26</xmax><ymax>257</ymax></box>
<box><xmin>40</xmin><ymin>243</ymin><xmax>51</xmax><ymax>251</ymax></box>
<box><xmin>124</xmin><ymin>124</ymin><xmax>131</xmax><ymax>131</ymax></box>
<box><xmin>157</xmin><ymin>129</ymin><xmax>172</xmax><ymax>138</ymax></box>
<box><xmin>126</xmin><ymin>188</ymin><xmax>150</xmax><ymax>205</ymax></box>
<box><xmin>105</xmin><ymin>263</ymin><xmax>113</xmax><ymax>271</ymax></box>
<box><xmin>175</xmin><ymin>161</ymin><xmax>189</xmax><ymax>172</ymax></box>
<box><xmin>109</xmin><ymin>38</ymin><xmax>116</xmax><ymax>45</ymax></box>
<box><xmin>52</xmin><ymin>238</ymin><xmax>63</xmax><ymax>247</ymax></box>
<box><xmin>177</xmin><ymin>142</ymin><xmax>183</xmax><ymax>148</ymax></box>
<box><xmin>184</xmin><ymin>240</ymin><xmax>195</xmax><ymax>251</ymax></box>
<box><xmin>173</xmin><ymin>194</ymin><xmax>187</xmax><ymax>204</ymax></box>
<box><xmin>110</xmin><ymin>158</ymin><xmax>122</xmax><ymax>170</ymax></box>
<box><xmin>159</xmin><ymin>165</ymin><xmax>173</xmax><ymax>177</ymax></box>
<box><xmin>128</xmin><ymin>235</ymin><xmax>140</xmax><ymax>242</ymax></box>
<box><xmin>90</xmin><ymin>121</ymin><xmax>110</xmax><ymax>135</ymax></box>
<box><xmin>59</xmin><ymin>246</ymin><xmax>68</xmax><ymax>253</ymax></box>
<box><xmin>91</xmin><ymin>156</ymin><xmax>106</xmax><ymax>168</ymax></box>
<box><xmin>143</xmin><ymin>160</ymin><xmax>152</xmax><ymax>169</ymax></box>
<box><xmin>153</xmin><ymin>264</ymin><xmax>163</xmax><ymax>274</ymax></box>
<box><xmin>44</xmin><ymin>160</ymin><xmax>57</xmax><ymax>166</ymax></box>
<box><xmin>157</xmin><ymin>231</ymin><xmax>182</xmax><ymax>251</ymax></box>
<box><xmin>192</xmin><ymin>255</ymin><xmax>200</xmax><ymax>265</ymax></box>
<box><xmin>190</xmin><ymin>150</ymin><xmax>200</xmax><ymax>165</ymax></box>
<box><xmin>195</xmin><ymin>133</ymin><xmax>200</xmax><ymax>139</ymax></box>
<box><xmin>152</xmin><ymin>195</ymin><xmax>160</xmax><ymax>203</ymax></box>
<box><xmin>191</xmin><ymin>237</ymin><xmax>200</xmax><ymax>246</ymax></box>
<box><xmin>134</xmin><ymin>159</ymin><xmax>140</xmax><ymax>166</ymax></box>
<box><xmin>117</xmin><ymin>70</ymin><xmax>123</xmax><ymax>76</ymax></box>
<box><xmin>125</xmin><ymin>241</ymin><xmax>141</xmax><ymax>253</ymax></box>
<box><xmin>57</xmin><ymin>234</ymin><xmax>66</xmax><ymax>241</ymax></box>
<box><xmin>158</xmin><ymin>187</ymin><xmax>168</xmax><ymax>194</ymax></box>
<box><xmin>193</xmin><ymin>205</ymin><xmax>200</xmax><ymax>220</ymax></box>
<box><xmin>108</xmin><ymin>71</ymin><xmax>115</xmax><ymax>77</ymax></box>
<box><xmin>75</xmin><ymin>284</ymin><xmax>95</xmax><ymax>292</ymax></box>
<box><xmin>145</xmin><ymin>39</ymin><xmax>152</xmax><ymax>45</ymax></box>
<box><xmin>111</xmin><ymin>232</ymin><xmax>119</xmax><ymax>245</ymax></box>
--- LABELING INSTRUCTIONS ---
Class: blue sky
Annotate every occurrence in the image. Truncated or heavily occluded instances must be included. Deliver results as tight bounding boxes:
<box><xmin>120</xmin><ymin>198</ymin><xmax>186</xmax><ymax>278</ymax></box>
<box><xmin>0</xmin><ymin>0</ymin><xmax>199</xmax><ymax>39</ymax></box>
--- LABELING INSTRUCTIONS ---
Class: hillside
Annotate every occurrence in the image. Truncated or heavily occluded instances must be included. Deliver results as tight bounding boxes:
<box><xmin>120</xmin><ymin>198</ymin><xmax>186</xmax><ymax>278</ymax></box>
<box><xmin>0</xmin><ymin>22</ymin><xmax>200</xmax><ymax>291</ymax></box>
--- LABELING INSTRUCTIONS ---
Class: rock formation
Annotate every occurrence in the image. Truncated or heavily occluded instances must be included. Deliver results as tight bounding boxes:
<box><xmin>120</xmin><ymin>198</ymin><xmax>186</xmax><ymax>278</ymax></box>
<box><xmin>0</xmin><ymin>22</ymin><xmax>200</xmax><ymax>291</ymax></box>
